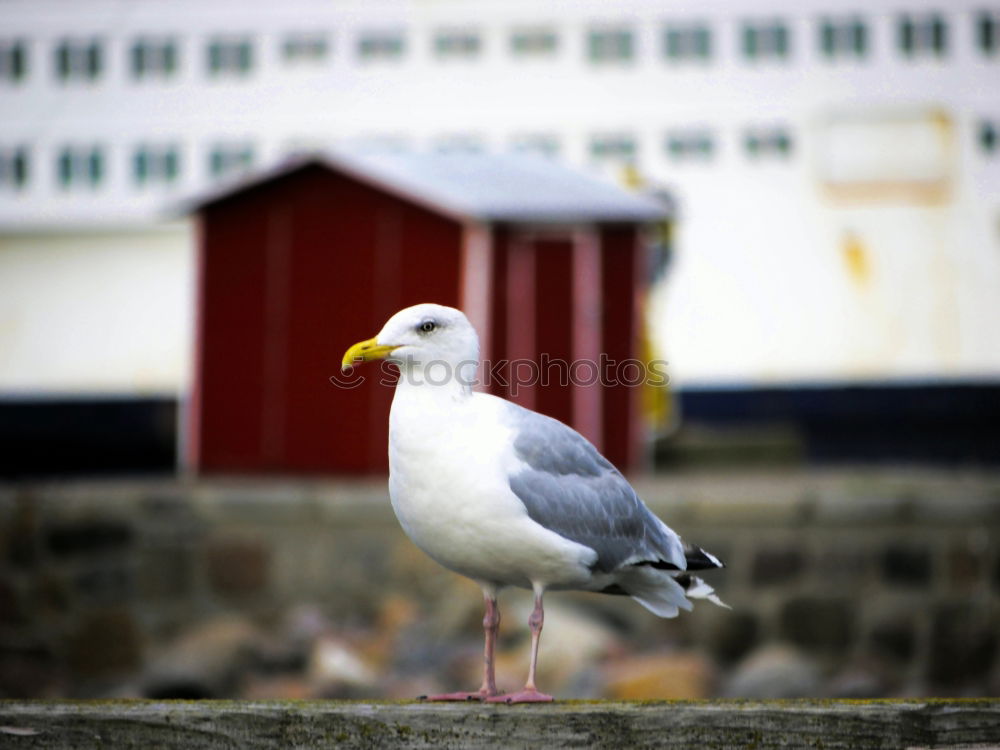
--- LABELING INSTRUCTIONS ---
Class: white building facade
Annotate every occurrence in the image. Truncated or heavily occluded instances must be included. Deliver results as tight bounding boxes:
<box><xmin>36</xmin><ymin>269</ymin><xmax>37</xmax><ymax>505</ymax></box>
<box><xmin>1</xmin><ymin>0</ymin><xmax>998</xmax><ymax>399</ymax></box>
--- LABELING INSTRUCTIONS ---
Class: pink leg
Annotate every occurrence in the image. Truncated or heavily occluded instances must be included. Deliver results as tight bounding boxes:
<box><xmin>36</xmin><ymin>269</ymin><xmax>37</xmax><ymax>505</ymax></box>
<box><xmin>423</xmin><ymin>591</ymin><xmax>501</xmax><ymax>701</ymax></box>
<box><xmin>487</xmin><ymin>590</ymin><xmax>553</xmax><ymax>704</ymax></box>
<box><xmin>480</xmin><ymin>594</ymin><xmax>500</xmax><ymax>696</ymax></box>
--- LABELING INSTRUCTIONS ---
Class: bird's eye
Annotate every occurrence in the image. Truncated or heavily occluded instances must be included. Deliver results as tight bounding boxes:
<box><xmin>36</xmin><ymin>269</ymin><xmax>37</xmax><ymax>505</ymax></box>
<box><xmin>418</xmin><ymin>320</ymin><xmax>436</xmax><ymax>334</ymax></box>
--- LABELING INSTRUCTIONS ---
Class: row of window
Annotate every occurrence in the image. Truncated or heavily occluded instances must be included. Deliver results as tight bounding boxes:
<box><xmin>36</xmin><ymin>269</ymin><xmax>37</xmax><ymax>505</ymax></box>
<box><xmin>1</xmin><ymin>10</ymin><xmax>998</xmax><ymax>83</ymax></box>
<box><xmin>0</xmin><ymin>143</ymin><xmax>255</xmax><ymax>189</ymax></box>
<box><xmin>3</xmin><ymin>121</ymin><xmax>997</xmax><ymax>191</ymax></box>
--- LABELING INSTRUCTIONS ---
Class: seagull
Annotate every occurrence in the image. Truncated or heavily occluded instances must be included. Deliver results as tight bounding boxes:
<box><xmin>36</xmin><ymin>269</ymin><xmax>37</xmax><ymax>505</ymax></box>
<box><xmin>342</xmin><ymin>303</ymin><xmax>726</xmax><ymax>704</ymax></box>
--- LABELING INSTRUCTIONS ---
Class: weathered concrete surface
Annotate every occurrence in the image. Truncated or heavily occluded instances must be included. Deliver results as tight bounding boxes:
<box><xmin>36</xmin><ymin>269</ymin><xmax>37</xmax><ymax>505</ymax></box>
<box><xmin>0</xmin><ymin>700</ymin><xmax>998</xmax><ymax>749</ymax></box>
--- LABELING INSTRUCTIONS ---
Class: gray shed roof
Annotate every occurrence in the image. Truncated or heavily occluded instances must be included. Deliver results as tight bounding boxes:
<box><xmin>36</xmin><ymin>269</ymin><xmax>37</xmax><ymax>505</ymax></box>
<box><xmin>183</xmin><ymin>150</ymin><xmax>669</xmax><ymax>224</ymax></box>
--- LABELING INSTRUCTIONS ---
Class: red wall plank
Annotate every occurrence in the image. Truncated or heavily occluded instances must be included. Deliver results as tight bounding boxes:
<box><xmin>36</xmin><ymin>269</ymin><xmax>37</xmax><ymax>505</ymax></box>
<box><xmin>599</xmin><ymin>224</ymin><xmax>641</xmax><ymax>471</ymax></box>
<box><xmin>533</xmin><ymin>237</ymin><xmax>575</xmax><ymax>427</ymax></box>
<box><xmin>197</xmin><ymin>190</ymin><xmax>273</xmax><ymax>470</ymax></box>
<box><xmin>487</xmin><ymin>226</ymin><xmax>509</xmax><ymax>395</ymax></box>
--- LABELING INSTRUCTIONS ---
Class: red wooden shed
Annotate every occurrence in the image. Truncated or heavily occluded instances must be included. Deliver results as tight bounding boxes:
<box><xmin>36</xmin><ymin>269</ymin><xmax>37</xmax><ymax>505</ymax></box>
<box><xmin>185</xmin><ymin>151</ymin><xmax>668</xmax><ymax>475</ymax></box>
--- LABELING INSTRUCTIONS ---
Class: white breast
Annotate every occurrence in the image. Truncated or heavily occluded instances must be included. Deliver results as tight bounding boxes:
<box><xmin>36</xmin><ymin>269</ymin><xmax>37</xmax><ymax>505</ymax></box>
<box><xmin>387</xmin><ymin>386</ymin><xmax>595</xmax><ymax>590</ymax></box>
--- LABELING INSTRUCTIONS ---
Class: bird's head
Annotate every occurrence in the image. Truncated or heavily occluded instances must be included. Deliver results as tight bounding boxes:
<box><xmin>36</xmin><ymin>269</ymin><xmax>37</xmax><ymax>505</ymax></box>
<box><xmin>341</xmin><ymin>303</ymin><xmax>480</xmax><ymax>385</ymax></box>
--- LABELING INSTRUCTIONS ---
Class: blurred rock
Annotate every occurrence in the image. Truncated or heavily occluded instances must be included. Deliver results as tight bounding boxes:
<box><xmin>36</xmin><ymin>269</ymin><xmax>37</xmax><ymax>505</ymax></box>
<box><xmin>388</xmin><ymin>541</ymin><xmax>463</xmax><ymax>617</ymax></box>
<box><xmin>751</xmin><ymin>547</ymin><xmax>805</xmax><ymax>586</ymax></box>
<box><xmin>0</xmin><ymin>576</ymin><xmax>22</xmax><ymax>625</ymax></box>
<box><xmin>242</xmin><ymin>675</ymin><xmax>313</xmax><ymax>700</ymax></box>
<box><xmin>5</xmin><ymin>496</ymin><xmax>38</xmax><ymax>568</ymax></box>
<box><xmin>427</xmin><ymin>581</ymin><xmax>487</xmax><ymax>638</ymax></box>
<box><xmin>308</xmin><ymin>635</ymin><xmax>377</xmax><ymax>694</ymax></box>
<box><xmin>881</xmin><ymin>544</ymin><xmax>932</xmax><ymax>587</ymax></box>
<box><xmin>722</xmin><ymin>644</ymin><xmax>822</xmax><ymax>698</ymax></box>
<box><xmin>67</xmin><ymin>608</ymin><xmax>143</xmax><ymax>681</ymax></box>
<box><xmin>30</xmin><ymin>573</ymin><xmax>72</xmax><ymax>619</ymax></box>
<box><xmin>283</xmin><ymin>603</ymin><xmax>334</xmax><ymax>643</ymax></box>
<box><xmin>928</xmin><ymin>603</ymin><xmax>998</xmax><ymax>688</ymax></box>
<box><xmin>946</xmin><ymin>532</ymin><xmax>989</xmax><ymax>589</ymax></box>
<box><xmin>45</xmin><ymin>519</ymin><xmax>132</xmax><ymax>558</ymax></box>
<box><xmin>138</xmin><ymin>546</ymin><xmax>194</xmax><ymax>600</ymax></box>
<box><xmin>827</xmin><ymin>658</ymin><xmax>890</xmax><ymax>698</ymax></box>
<box><xmin>703</xmin><ymin>609</ymin><xmax>759</xmax><ymax>664</ymax></box>
<box><xmin>74</xmin><ymin>562</ymin><xmax>134</xmax><ymax>605</ymax></box>
<box><xmin>869</xmin><ymin>614</ymin><xmax>916</xmax><ymax>663</ymax></box>
<box><xmin>0</xmin><ymin>646</ymin><xmax>65</xmax><ymax>698</ymax></box>
<box><xmin>989</xmin><ymin>658</ymin><xmax>1000</xmax><ymax>697</ymax></box>
<box><xmin>814</xmin><ymin>545</ymin><xmax>872</xmax><ymax>589</ymax></box>
<box><xmin>604</xmin><ymin>651</ymin><xmax>715</xmax><ymax>699</ymax></box>
<box><xmin>142</xmin><ymin>615</ymin><xmax>261</xmax><ymax>698</ymax></box>
<box><xmin>780</xmin><ymin>597</ymin><xmax>854</xmax><ymax>651</ymax></box>
<box><xmin>270</xmin><ymin>602</ymin><xmax>334</xmax><ymax>671</ymax></box>
<box><xmin>205</xmin><ymin>536</ymin><xmax>270</xmax><ymax>597</ymax></box>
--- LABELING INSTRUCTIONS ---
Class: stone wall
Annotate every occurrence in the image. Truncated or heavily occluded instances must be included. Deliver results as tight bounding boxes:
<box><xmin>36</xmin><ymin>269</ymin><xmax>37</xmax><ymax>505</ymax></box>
<box><xmin>1</xmin><ymin>470</ymin><xmax>998</xmax><ymax>700</ymax></box>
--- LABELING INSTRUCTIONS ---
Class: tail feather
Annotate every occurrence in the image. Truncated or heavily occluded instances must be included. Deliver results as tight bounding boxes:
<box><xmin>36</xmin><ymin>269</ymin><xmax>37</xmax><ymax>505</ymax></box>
<box><xmin>613</xmin><ymin>566</ymin><xmax>728</xmax><ymax>618</ymax></box>
<box><xmin>604</xmin><ymin>537</ymin><xmax>728</xmax><ymax>617</ymax></box>
<box><xmin>677</xmin><ymin>573</ymin><xmax>730</xmax><ymax>610</ymax></box>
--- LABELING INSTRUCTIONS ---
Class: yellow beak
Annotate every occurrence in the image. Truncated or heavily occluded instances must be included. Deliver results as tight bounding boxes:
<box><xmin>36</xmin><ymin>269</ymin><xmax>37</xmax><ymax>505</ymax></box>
<box><xmin>341</xmin><ymin>336</ymin><xmax>398</xmax><ymax>372</ymax></box>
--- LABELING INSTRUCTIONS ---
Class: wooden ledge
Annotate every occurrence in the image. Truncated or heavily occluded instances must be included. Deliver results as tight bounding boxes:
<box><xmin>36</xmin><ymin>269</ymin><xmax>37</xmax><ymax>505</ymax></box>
<box><xmin>1</xmin><ymin>699</ymin><xmax>998</xmax><ymax>749</ymax></box>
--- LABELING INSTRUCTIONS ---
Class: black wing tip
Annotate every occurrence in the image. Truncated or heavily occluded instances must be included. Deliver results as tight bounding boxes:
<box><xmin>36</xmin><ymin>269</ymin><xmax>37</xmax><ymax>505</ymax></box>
<box><xmin>685</xmin><ymin>545</ymin><xmax>725</xmax><ymax>571</ymax></box>
<box><xmin>630</xmin><ymin>547</ymin><xmax>726</xmax><ymax>572</ymax></box>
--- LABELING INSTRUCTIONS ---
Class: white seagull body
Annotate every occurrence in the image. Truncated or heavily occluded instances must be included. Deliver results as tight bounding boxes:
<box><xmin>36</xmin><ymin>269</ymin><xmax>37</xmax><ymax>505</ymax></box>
<box><xmin>343</xmin><ymin>303</ymin><xmax>726</xmax><ymax>703</ymax></box>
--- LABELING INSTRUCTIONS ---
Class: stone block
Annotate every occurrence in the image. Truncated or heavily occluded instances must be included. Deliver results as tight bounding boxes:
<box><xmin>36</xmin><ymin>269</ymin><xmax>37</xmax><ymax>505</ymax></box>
<box><xmin>28</xmin><ymin>573</ymin><xmax>73</xmax><ymax>619</ymax></box>
<box><xmin>869</xmin><ymin>616</ymin><xmax>916</xmax><ymax>663</ymax></box>
<box><xmin>74</xmin><ymin>563</ymin><xmax>135</xmax><ymax>605</ymax></box>
<box><xmin>0</xmin><ymin>645</ymin><xmax>62</xmax><ymax>699</ymax></box>
<box><xmin>138</xmin><ymin>492</ymin><xmax>194</xmax><ymax>518</ymax></box>
<box><xmin>881</xmin><ymin>544</ymin><xmax>932</xmax><ymax>587</ymax></box>
<box><xmin>780</xmin><ymin>597</ymin><xmax>854</xmax><ymax>651</ymax></box>
<box><xmin>5</xmin><ymin>498</ymin><xmax>38</xmax><ymax>568</ymax></box>
<box><xmin>814</xmin><ymin>545</ymin><xmax>872</xmax><ymax>589</ymax></box>
<box><xmin>928</xmin><ymin>603</ymin><xmax>998</xmax><ymax>687</ymax></box>
<box><xmin>45</xmin><ymin>519</ymin><xmax>132</xmax><ymax>558</ymax></box>
<box><xmin>0</xmin><ymin>576</ymin><xmax>23</xmax><ymax>625</ymax></box>
<box><xmin>947</xmin><ymin>539</ymin><xmax>986</xmax><ymax>590</ymax></box>
<box><xmin>138</xmin><ymin>547</ymin><xmax>194</xmax><ymax>600</ymax></box>
<box><xmin>751</xmin><ymin>547</ymin><xmax>805</xmax><ymax>586</ymax></box>
<box><xmin>137</xmin><ymin>493</ymin><xmax>204</xmax><ymax>541</ymax></box>
<box><xmin>66</xmin><ymin>608</ymin><xmax>143</xmax><ymax>679</ymax></box>
<box><xmin>205</xmin><ymin>537</ymin><xmax>270</xmax><ymax>597</ymax></box>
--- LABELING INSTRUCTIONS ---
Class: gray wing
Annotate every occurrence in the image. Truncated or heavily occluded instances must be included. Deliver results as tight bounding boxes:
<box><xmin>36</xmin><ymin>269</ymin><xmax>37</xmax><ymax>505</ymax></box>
<box><xmin>504</xmin><ymin>401</ymin><xmax>686</xmax><ymax>574</ymax></box>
